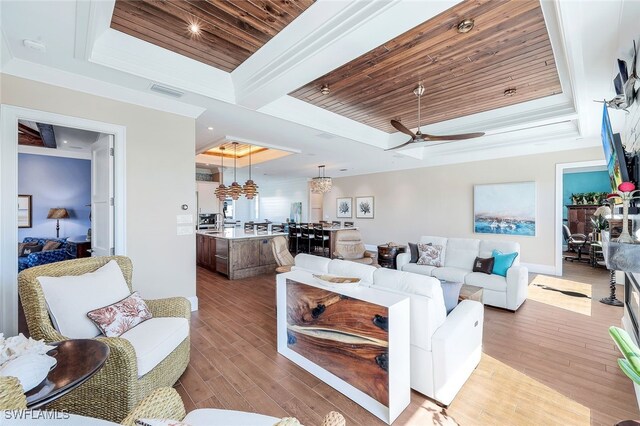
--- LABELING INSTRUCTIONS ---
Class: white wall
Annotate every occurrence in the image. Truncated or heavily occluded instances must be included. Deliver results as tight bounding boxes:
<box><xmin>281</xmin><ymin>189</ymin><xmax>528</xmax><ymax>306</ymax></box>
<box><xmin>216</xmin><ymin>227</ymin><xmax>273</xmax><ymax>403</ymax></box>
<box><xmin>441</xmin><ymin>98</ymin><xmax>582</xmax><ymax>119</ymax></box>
<box><xmin>258</xmin><ymin>177</ymin><xmax>310</xmax><ymax>223</ymax></box>
<box><xmin>323</xmin><ymin>147</ymin><xmax>605</xmax><ymax>269</ymax></box>
<box><xmin>1</xmin><ymin>74</ymin><xmax>196</xmax><ymax>301</ymax></box>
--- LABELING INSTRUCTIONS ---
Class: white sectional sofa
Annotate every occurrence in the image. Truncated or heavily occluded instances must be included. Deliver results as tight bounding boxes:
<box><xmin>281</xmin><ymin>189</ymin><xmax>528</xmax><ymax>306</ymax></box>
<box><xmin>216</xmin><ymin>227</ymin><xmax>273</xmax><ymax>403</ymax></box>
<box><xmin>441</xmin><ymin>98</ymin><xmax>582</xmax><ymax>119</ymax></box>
<box><xmin>292</xmin><ymin>254</ymin><xmax>484</xmax><ymax>406</ymax></box>
<box><xmin>397</xmin><ymin>236</ymin><xmax>528</xmax><ymax>311</ymax></box>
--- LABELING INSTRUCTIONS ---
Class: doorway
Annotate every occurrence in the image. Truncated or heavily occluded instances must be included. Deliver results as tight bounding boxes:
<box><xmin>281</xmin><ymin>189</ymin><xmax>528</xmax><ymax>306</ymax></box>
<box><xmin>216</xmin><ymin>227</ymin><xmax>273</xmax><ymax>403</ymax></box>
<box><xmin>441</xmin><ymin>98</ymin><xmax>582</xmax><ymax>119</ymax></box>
<box><xmin>1</xmin><ymin>105</ymin><xmax>126</xmax><ymax>335</ymax></box>
<box><xmin>555</xmin><ymin>160</ymin><xmax>607</xmax><ymax>276</ymax></box>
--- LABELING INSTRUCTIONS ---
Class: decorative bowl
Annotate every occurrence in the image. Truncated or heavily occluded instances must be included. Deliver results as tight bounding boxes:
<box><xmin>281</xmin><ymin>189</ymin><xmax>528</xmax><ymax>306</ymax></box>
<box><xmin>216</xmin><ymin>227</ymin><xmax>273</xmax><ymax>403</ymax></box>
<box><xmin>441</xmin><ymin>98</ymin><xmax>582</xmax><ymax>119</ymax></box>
<box><xmin>0</xmin><ymin>354</ymin><xmax>56</xmax><ymax>392</ymax></box>
<box><xmin>313</xmin><ymin>274</ymin><xmax>360</xmax><ymax>286</ymax></box>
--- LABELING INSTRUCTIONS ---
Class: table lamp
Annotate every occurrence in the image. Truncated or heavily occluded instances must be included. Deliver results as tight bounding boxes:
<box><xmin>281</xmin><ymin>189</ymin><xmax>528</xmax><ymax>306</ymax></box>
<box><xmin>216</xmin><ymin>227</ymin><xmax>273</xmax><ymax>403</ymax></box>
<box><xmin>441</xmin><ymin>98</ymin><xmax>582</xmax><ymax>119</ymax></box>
<box><xmin>47</xmin><ymin>208</ymin><xmax>69</xmax><ymax>238</ymax></box>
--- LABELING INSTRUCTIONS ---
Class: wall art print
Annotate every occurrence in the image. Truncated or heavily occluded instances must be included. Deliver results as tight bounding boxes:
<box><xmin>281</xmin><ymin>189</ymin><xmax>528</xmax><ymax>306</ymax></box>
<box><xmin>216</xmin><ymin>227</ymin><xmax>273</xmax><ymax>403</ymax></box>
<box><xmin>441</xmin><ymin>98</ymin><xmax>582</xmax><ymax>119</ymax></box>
<box><xmin>474</xmin><ymin>182</ymin><xmax>536</xmax><ymax>236</ymax></box>
<box><xmin>336</xmin><ymin>197</ymin><xmax>352</xmax><ymax>218</ymax></box>
<box><xmin>355</xmin><ymin>196</ymin><xmax>374</xmax><ymax>219</ymax></box>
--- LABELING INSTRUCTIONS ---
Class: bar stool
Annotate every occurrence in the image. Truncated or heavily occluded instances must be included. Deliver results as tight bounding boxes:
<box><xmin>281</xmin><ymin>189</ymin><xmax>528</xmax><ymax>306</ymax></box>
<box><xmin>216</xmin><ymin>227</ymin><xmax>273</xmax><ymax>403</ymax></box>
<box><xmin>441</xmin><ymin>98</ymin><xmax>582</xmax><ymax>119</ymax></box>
<box><xmin>313</xmin><ymin>223</ymin><xmax>330</xmax><ymax>257</ymax></box>
<box><xmin>332</xmin><ymin>221</ymin><xmax>341</xmax><ymax>227</ymax></box>
<box><xmin>299</xmin><ymin>223</ymin><xmax>312</xmax><ymax>253</ymax></box>
<box><xmin>344</xmin><ymin>221</ymin><xmax>354</xmax><ymax>228</ymax></box>
<box><xmin>271</xmin><ymin>223</ymin><xmax>285</xmax><ymax>233</ymax></box>
<box><xmin>256</xmin><ymin>223</ymin><xmax>268</xmax><ymax>234</ymax></box>
<box><xmin>244</xmin><ymin>222</ymin><xmax>255</xmax><ymax>233</ymax></box>
<box><xmin>288</xmin><ymin>223</ymin><xmax>301</xmax><ymax>253</ymax></box>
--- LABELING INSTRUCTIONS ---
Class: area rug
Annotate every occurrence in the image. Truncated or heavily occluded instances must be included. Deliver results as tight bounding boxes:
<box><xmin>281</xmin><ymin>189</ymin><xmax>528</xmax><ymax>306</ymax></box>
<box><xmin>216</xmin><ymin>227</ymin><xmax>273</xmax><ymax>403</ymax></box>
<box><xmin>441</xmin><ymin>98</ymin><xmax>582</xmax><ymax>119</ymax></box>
<box><xmin>529</xmin><ymin>275</ymin><xmax>592</xmax><ymax>316</ymax></box>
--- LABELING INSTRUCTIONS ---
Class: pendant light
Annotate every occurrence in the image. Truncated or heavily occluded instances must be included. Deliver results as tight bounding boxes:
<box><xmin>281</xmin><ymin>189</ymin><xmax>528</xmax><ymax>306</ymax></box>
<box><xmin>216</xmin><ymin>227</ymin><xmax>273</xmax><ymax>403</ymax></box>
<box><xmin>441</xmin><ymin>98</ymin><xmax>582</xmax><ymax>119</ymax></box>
<box><xmin>242</xmin><ymin>144</ymin><xmax>259</xmax><ymax>199</ymax></box>
<box><xmin>310</xmin><ymin>165</ymin><xmax>332</xmax><ymax>193</ymax></box>
<box><xmin>214</xmin><ymin>146</ymin><xmax>228</xmax><ymax>201</ymax></box>
<box><xmin>228</xmin><ymin>142</ymin><xmax>243</xmax><ymax>200</ymax></box>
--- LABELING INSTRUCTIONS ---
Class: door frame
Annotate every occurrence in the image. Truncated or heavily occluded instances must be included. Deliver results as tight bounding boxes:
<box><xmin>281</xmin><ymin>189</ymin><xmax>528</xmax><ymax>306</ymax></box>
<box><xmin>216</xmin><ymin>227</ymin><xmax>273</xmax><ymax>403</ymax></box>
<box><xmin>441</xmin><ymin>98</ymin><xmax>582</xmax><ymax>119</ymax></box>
<box><xmin>554</xmin><ymin>159</ymin><xmax>606</xmax><ymax>277</ymax></box>
<box><xmin>0</xmin><ymin>105</ymin><xmax>127</xmax><ymax>335</ymax></box>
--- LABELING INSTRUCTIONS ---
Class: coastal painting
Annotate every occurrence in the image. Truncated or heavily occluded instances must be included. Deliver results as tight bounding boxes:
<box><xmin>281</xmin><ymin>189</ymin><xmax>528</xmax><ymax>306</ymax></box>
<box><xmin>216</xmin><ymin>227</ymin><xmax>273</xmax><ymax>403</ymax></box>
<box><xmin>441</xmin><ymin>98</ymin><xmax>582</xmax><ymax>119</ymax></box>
<box><xmin>474</xmin><ymin>182</ymin><xmax>536</xmax><ymax>236</ymax></box>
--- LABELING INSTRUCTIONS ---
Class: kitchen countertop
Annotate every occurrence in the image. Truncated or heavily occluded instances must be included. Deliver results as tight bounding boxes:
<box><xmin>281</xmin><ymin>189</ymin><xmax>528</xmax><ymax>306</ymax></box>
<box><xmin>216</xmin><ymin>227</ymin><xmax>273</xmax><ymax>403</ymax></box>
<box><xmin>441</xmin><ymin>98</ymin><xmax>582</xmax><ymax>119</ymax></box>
<box><xmin>197</xmin><ymin>228</ymin><xmax>287</xmax><ymax>240</ymax></box>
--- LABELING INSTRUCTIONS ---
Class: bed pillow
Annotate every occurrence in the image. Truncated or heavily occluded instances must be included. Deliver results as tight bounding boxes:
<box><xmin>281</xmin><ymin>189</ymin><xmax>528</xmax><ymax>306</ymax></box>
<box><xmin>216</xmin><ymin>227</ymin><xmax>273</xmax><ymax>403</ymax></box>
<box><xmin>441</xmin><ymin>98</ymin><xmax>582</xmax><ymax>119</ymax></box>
<box><xmin>491</xmin><ymin>250</ymin><xmax>518</xmax><ymax>277</ymax></box>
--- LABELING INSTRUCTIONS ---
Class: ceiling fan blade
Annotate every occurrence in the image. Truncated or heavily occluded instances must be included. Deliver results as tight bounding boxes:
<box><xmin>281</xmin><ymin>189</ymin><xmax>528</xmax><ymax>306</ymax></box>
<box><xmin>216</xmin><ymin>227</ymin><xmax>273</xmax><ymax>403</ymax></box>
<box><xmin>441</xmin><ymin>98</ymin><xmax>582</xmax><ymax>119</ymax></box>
<box><xmin>424</xmin><ymin>132</ymin><xmax>485</xmax><ymax>141</ymax></box>
<box><xmin>385</xmin><ymin>138</ymin><xmax>415</xmax><ymax>151</ymax></box>
<box><xmin>390</xmin><ymin>120</ymin><xmax>416</xmax><ymax>137</ymax></box>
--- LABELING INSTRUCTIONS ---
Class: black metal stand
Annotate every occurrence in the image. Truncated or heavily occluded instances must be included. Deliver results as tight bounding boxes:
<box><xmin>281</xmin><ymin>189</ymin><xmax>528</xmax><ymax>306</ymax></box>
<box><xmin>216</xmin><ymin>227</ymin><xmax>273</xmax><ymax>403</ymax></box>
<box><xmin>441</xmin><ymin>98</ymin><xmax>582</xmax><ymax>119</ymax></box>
<box><xmin>600</xmin><ymin>269</ymin><xmax>624</xmax><ymax>306</ymax></box>
<box><xmin>55</xmin><ymin>219</ymin><xmax>60</xmax><ymax>238</ymax></box>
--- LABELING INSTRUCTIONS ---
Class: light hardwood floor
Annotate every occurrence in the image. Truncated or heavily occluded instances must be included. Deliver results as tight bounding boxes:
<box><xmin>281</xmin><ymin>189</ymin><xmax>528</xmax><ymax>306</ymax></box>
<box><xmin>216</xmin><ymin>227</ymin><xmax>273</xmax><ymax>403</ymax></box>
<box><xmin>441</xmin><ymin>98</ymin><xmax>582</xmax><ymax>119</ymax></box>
<box><xmin>177</xmin><ymin>262</ymin><xmax>639</xmax><ymax>425</ymax></box>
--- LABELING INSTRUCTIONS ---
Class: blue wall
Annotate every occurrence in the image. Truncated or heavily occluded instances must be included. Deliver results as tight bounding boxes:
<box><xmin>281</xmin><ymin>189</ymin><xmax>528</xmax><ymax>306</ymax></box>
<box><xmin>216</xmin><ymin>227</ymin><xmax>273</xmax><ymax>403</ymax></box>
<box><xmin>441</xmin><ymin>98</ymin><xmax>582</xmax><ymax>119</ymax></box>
<box><xmin>18</xmin><ymin>154</ymin><xmax>91</xmax><ymax>241</ymax></box>
<box><xmin>562</xmin><ymin>170</ymin><xmax>611</xmax><ymax>219</ymax></box>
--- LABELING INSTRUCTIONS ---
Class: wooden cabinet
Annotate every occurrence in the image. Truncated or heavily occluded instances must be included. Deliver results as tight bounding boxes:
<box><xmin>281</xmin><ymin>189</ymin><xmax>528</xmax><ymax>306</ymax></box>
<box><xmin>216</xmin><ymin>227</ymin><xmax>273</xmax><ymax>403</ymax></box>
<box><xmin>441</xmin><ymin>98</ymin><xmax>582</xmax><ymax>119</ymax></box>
<box><xmin>259</xmin><ymin>238</ymin><xmax>276</xmax><ymax>265</ymax></box>
<box><xmin>231</xmin><ymin>239</ymin><xmax>260</xmax><ymax>270</ymax></box>
<box><xmin>196</xmin><ymin>234</ymin><xmax>216</xmax><ymax>272</ymax></box>
<box><xmin>198</xmin><ymin>234</ymin><xmax>280</xmax><ymax>279</ymax></box>
<box><xmin>215</xmin><ymin>238</ymin><xmax>229</xmax><ymax>276</ymax></box>
<box><xmin>566</xmin><ymin>205</ymin><xmax>598</xmax><ymax>236</ymax></box>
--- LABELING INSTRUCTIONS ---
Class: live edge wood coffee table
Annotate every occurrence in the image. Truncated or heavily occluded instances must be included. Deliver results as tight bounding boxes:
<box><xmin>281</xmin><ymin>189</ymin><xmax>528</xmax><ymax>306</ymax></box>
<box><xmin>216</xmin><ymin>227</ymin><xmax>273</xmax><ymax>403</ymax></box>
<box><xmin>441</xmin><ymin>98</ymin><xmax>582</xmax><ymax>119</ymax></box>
<box><xmin>276</xmin><ymin>270</ymin><xmax>410</xmax><ymax>424</ymax></box>
<box><xmin>459</xmin><ymin>284</ymin><xmax>484</xmax><ymax>303</ymax></box>
<box><xmin>26</xmin><ymin>339</ymin><xmax>110</xmax><ymax>409</ymax></box>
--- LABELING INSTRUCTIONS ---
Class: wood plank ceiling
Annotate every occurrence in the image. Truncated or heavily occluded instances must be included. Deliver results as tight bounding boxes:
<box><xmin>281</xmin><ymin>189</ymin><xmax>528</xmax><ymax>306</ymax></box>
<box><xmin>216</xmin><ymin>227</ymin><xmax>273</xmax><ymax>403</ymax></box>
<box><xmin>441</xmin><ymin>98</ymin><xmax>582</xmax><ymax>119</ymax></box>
<box><xmin>290</xmin><ymin>0</ymin><xmax>562</xmax><ymax>133</ymax></box>
<box><xmin>110</xmin><ymin>0</ymin><xmax>315</xmax><ymax>72</ymax></box>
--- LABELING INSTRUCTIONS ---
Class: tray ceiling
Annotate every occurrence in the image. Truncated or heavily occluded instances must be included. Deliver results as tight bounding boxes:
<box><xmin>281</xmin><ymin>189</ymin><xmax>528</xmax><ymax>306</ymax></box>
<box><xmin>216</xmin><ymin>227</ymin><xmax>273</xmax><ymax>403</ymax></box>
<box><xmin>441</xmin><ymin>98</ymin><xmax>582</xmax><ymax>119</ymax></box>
<box><xmin>289</xmin><ymin>0</ymin><xmax>562</xmax><ymax>133</ymax></box>
<box><xmin>110</xmin><ymin>0</ymin><xmax>315</xmax><ymax>72</ymax></box>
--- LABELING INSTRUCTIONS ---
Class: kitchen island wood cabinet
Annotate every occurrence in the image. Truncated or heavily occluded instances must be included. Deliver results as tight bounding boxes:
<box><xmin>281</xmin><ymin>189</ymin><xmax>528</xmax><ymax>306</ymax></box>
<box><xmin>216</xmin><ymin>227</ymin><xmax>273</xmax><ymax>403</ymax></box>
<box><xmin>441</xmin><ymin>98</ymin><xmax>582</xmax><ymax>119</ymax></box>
<box><xmin>196</xmin><ymin>230</ymin><xmax>284</xmax><ymax>279</ymax></box>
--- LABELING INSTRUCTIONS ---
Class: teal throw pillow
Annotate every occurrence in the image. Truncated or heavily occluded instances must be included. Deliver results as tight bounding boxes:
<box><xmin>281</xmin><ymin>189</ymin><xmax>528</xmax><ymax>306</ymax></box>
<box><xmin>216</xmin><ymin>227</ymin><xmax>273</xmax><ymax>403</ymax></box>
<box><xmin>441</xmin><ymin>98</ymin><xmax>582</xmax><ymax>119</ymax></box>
<box><xmin>491</xmin><ymin>249</ymin><xmax>518</xmax><ymax>276</ymax></box>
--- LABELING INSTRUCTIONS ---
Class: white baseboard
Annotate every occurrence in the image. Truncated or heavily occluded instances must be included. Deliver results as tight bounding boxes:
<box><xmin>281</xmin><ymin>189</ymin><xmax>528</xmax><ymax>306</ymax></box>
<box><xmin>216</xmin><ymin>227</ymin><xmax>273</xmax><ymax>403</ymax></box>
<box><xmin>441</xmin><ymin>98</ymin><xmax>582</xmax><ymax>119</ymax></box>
<box><xmin>521</xmin><ymin>262</ymin><xmax>558</xmax><ymax>276</ymax></box>
<box><xmin>187</xmin><ymin>296</ymin><xmax>198</xmax><ymax>311</ymax></box>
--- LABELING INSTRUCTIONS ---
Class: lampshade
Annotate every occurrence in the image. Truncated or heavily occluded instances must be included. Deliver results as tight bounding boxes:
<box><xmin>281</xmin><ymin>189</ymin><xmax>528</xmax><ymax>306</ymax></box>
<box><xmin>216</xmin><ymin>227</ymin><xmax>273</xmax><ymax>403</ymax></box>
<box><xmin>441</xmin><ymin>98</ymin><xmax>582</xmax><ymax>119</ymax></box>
<box><xmin>47</xmin><ymin>208</ymin><xmax>69</xmax><ymax>219</ymax></box>
<box><xmin>310</xmin><ymin>165</ymin><xmax>332</xmax><ymax>194</ymax></box>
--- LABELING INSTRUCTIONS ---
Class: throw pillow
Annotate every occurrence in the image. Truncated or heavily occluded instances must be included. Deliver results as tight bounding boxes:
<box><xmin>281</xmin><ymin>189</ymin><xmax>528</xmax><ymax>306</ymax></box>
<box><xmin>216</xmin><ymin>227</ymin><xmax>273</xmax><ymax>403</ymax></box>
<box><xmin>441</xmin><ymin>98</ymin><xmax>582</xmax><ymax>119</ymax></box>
<box><xmin>38</xmin><ymin>260</ymin><xmax>131</xmax><ymax>338</ymax></box>
<box><xmin>18</xmin><ymin>242</ymin><xmax>38</xmax><ymax>257</ymax></box>
<box><xmin>492</xmin><ymin>249</ymin><xmax>519</xmax><ymax>277</ymax></box>
<box><xmin>87</xmin><ymin>292</ymin><xmax>152</xmax><ymax>337</ymax></box>
<box><xmin>42</xmin><ymin>240</ymin><xmax>62</xmax><ymax>251</ymax></box>
<box><xmin>22</xmin><ymin>244</ymin><xmax>43</xmax><ymax>256</ymax></box>
<box><xmin>417</xmin><ymin>243</ymin><xmax>443</xmax><ymax>267</ymax></box>
<box><xmin>440</xmin><ymin>280</ymin><xmax>463</xmax><ymax>314</ymax></box>
<box><xmin>408</xmin><ymin>242</ymin><xmax>420</xmax><ymax>263</ymax></box>
<box><xmin>472</xmin><ymin>256</ymin><xmax>495</xmax><ymax>275</ymax></box>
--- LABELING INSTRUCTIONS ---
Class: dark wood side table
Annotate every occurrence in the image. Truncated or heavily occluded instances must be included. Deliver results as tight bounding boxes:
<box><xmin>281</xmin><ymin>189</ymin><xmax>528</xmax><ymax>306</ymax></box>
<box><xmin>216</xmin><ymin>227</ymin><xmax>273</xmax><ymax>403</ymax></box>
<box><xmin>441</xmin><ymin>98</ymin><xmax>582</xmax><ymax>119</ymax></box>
<box><xmin>377</xmin><ymin>244</ymin><xmax>407</xmax><ymax>269</ymax></box>
<box><xmin>25</xmin><ymin>339</ymin><xmax>109</xmax><ymax>409</ymax></box>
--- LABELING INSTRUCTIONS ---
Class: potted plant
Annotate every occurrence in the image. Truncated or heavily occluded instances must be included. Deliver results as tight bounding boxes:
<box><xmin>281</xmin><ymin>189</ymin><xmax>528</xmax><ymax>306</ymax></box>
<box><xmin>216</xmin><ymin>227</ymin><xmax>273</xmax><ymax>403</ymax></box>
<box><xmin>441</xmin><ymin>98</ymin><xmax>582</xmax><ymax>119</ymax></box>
<box><xmin>571</xmin><ymin>193</ymin><xmax>581</xmax><ymax>205</ymax></box>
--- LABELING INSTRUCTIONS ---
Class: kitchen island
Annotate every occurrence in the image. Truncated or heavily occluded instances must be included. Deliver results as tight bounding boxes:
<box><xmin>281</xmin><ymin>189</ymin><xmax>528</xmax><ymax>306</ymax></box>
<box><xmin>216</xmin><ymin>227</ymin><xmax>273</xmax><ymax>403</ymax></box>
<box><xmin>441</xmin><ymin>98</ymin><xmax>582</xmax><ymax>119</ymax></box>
<box><xmin>196</xmin><ymin>229</ymin><xmax>287</xmax><ymax>280</ymax></box>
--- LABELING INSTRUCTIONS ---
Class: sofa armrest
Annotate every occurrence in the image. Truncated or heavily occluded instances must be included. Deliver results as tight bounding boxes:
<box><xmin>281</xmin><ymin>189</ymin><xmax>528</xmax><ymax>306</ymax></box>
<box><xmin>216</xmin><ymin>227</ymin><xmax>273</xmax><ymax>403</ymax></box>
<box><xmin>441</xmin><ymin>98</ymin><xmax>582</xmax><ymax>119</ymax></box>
<box><xmin>145</xmin><ymin>297</ymin><xmax>191</xmax><ymax>320</ymax></box>
<box><xmin>121</xmin><ymin>387</ymin><xmax>186</xmax><ymax>425</ymax></box>
<box><xmin>24</xmin><ymin>249</ymin><xmax>68</xmax><ymax>268</ymax></box>
<box><xmin>396</xmin><ymin>252</ymin><xmax>411</xmax><ymax>270</ymax></box>
<box><xmin>506</xmin><ymin>265</ymin><xmax>528</xmax><ymax>311</ymax></box>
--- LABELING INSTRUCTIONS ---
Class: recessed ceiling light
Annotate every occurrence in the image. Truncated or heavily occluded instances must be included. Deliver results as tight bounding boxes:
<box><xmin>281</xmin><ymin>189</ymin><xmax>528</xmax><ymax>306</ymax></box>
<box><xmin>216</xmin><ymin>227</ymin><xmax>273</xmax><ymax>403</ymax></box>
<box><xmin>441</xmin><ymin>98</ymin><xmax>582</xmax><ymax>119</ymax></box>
<box><xmin>188</xmin><ymin>23</ymin><xmax>201</xmax><ymax>34</ymax></box>
<box><xmin>320</xmin><ymin>84</ymin><xmax>330</xmax><ymax>95</ymax></box>
<box><xmin>457</xmin><ymin>19</ymin><xmax>475</xmax><ymax>33</ymax></box>
<box><xmin>63</xmin><ymin>140</ymin><xmax>68</xmax><ymax>144</ymax></box>
<box><xmin>207</xmin><ymin>127</ymin><xmax>213</xmax><ymax>130</ymax></box>
<box><xmin>504</xmin><ymin>88</ymin><xmax>517</xmax><ymax>97</ymax></box>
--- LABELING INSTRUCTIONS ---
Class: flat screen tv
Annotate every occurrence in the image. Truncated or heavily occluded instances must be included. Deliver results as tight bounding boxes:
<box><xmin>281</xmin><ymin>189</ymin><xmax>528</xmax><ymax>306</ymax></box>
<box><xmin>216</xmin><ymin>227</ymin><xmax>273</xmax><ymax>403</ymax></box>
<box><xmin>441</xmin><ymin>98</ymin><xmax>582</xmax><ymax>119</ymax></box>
<box><xmin>601</xmin><ymin>104</ymin><xmax>629</xmax><ymax>191</ymax></box>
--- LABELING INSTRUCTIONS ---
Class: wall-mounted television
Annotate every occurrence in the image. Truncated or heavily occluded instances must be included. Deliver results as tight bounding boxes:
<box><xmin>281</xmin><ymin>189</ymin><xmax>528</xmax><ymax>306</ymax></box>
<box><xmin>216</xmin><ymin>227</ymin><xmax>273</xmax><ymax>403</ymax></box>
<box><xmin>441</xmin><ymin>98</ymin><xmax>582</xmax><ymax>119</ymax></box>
<box><xmin>601</xmin><ymin>104</ymin><xmax>630</xmax><ymax>192</ymax></box>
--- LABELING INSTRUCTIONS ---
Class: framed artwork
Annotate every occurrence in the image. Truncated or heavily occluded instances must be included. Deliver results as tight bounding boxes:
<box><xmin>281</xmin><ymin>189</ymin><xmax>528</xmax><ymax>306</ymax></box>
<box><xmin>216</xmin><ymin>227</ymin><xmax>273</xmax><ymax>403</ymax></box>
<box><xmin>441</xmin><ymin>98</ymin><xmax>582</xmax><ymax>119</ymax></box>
<box><xmin>336</xmin><ymin>197</ymin><xmax>352</xmax><ymax>218</ymax></box>
<box><xmin>18</xmin><ymin>194</ymin><xmax>32</xmax><ymax>228</ymax></box>
<box><xmin>474</xmin><ymin>182</ymin><xmax>536</xmax><ymax>236</ymax></box>
<box><xmin>355</xmin><ymin>196</ymin><xmax>374</xmax><ymax>219</ymax></box>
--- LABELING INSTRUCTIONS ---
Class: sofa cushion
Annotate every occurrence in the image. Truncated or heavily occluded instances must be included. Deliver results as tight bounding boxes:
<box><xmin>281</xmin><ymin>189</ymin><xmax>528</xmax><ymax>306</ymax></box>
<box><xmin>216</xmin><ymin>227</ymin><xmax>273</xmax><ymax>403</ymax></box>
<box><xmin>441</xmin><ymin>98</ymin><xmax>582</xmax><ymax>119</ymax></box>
<box><xmin>440</xmin><ymin>281</ymin><xmax>463</xmax><ymax>314</ymax></box>
<box><xmin>432</xmin><ymin>267</ymin><xmax>470</xmax><ymax>283</ymax></box>
<box><xmin>465</xmin><ymin>272</ymin><xmax>508</xmax><ymax>292</ymax></box>
<box><xmin>328</xmin><ymin>259</ymin><xmax>376</xmax><ymax>283</ymax></box>
<box><xmin>38</xmin><ymin>260</ymin><xmax>131</xmax><ymax>338</ymax></box>
<box><xmin>492</xmin><ymin>250</ymin><xmax>519</xmax><ymax>277</ymax></box>
<box><xmin>479</xmin><ymin>240</ymin><xmax>520</xmax><ymax>266</ymax></box>
<box><xmin>417</xmin><ymin>243</ymin><xmax>444</xmax><ymax>267</ymax></box>
<box><xmin>293</xmin><ymin>253</ymin><xmax>330</xmax><ymax>273</ymax></box>
<box><xmin>402</xmin><ymin>263</ymin><xmax>438</xmax><ymax>276</ymax></box>
<box><xmin>443</xmin><ymin>238</ymin><xmax>480</xmax><ymax>270</ymax></box>
<box><xmin>120</xmin><ymin>317</ymin><xmax>189</xmax><ymax>377</ymax></box>
<box><xmin>182</xmin><ymin>409</ymin><xmax>279</xmax><ymax>426</ymax></box>
<box><xmin>87</xmin><ymin>292</ymin><xmax>153</xmax><ymax>337</ymax></box>
<box><xmin>472</xmin><ymin>257</ymin><xmax>495</xmax><ymax>275</ymax></box>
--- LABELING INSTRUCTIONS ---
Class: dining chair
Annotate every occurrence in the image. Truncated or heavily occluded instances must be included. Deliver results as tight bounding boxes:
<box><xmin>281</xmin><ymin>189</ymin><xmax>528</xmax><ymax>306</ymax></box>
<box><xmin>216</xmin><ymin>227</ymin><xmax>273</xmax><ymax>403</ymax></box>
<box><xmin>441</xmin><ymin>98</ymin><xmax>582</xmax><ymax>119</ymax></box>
<box><xmin>344</xmin><ymin>221</ymin><xmax>355</xmax><ymax>228</ymax></box>
<box><xmin>332</xmin><ymin>221</ymin><xmax>341</xmax><ymax>227</ymax></box>
<box><xmin>313</xmin><ymin>223</ymin><xmax>330</xmax><ymax>257</ymax></box>
<box><xmin>299</xmin><ymin>223</ymin><xmax>312</xmax><ymax>254</ymax></box>
<box><xmin>288</xmin><ymin>223</ymin><xmax>301</xmax><ymax>254</ymax></box>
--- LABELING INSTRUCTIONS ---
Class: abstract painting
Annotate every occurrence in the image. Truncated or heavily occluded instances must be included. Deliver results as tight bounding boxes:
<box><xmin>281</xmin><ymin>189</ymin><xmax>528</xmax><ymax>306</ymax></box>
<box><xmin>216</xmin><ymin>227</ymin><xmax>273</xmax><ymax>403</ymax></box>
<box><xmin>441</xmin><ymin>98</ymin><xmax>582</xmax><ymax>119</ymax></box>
<box><xmin>336</xmin><ymin>197</ymin><xmax>352</xmax><ymax>218</ymax></box>
<box><xmin>356</xmin><ymin>196</ymin><xmax>374</xmax><ymax>219</ymax></box>
<box><xmin>474</xmin><ymin>182</ymin><xmax>536</xmax><ymax>236</ymax></box>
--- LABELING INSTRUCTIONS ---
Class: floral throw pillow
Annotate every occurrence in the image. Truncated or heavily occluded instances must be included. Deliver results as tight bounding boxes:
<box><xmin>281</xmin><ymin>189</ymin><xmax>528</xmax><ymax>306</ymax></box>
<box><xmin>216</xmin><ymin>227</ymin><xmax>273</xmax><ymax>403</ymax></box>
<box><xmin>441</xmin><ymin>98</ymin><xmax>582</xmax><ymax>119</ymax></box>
<box><xmin>417</xmin><ymin>243</ymin><xmax>444</xmax><ymax>267</ymax></box>
<box><xmin>87</xmin><ymin>292</ymin><xmax>152</xmax><ymax>337</ymax></box>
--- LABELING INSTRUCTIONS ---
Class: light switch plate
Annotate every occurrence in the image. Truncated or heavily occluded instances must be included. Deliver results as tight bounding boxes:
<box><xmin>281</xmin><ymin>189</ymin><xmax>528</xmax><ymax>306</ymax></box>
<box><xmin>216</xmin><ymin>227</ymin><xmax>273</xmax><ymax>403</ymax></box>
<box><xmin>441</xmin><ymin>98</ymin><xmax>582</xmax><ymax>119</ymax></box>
<box><xmin>177</xmin><ymin>225</ymin><xmax>193</xmax><ymax>235</ymax></box>
<box><xmin>177</xmin><ymin>214</ymin><xmax>193</xmax><ymax>224</ymax></box>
